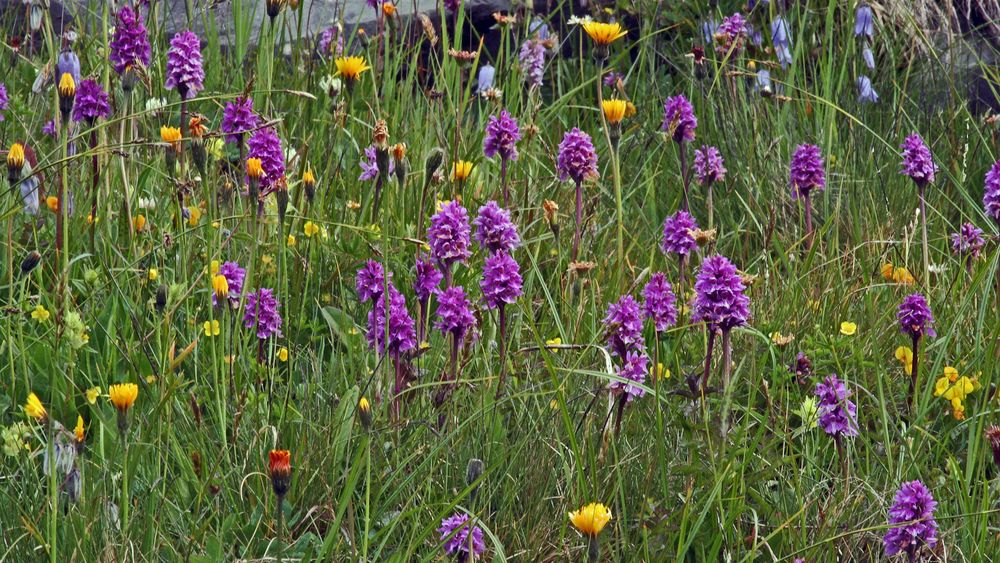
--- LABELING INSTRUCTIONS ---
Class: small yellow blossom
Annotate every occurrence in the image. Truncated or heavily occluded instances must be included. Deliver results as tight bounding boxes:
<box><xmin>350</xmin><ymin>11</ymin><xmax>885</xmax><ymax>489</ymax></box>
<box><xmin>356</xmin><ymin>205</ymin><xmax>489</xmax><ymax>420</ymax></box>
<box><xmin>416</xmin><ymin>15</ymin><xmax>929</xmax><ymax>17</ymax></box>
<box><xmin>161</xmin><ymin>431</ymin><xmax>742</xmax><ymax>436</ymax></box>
<box><xmin>334</xmin><ymin>56</ymin><xmax>371</xmax><ymax>81</ymax></box>
<box><xmin>212</xmin><ymin>274</ymin><xmax>229</xmax><ymax>300</ymax></box>
<box><xmin>46</xmin><ymin>196</ymin><xmax>59</xmax><ymax>211</ymax></box>
<box><xmin>203</xmin><ymin>320</ymin><xmax>221</xmax><ymax>337</ymax></box>
<box><xmin>134</xmin><ymin>214</ymin><xmax>147</xmax><ymax>232</ymax></box>
<box><xmin>304</xmin><ymin>221</ymin><xmax>320</xmax><ymax>237</ymax></box>
<box><xmin>450</xmin><ymin>161</ymin><xmax>473</xmax><ymax>182</ymax></box>
<box><xmin>246</xmin><ymin>157</ymin><xmax>264</xmax><ymax>179</ymax></box>
<box><xmin>24</xmin><ymin>392</ymin><xmax>47</xmax><ymax>422</ymax></box>
<box><xmin>601</xmin><ymin>99</ymin><xmax>628</xmax><ymax>124</ymax></box>
<box><xmin>839</xmin><ymin>322</ymin><xmax>857</xmax><ymax>336</ymax></box>
<box><xmin>85</xmin><ymin>386</ymin><xmax>101</xmax><ymax>405</ymax></box>
<box><xmin>108</xmin><ymin>383</ymin><xmax>139</xmax><ymax>413</ymax></box>
<box><xmin>262</xmin><ymin>254</ymin><xmax>273</xmax><ymax>265</ymax></box>
<box><xmin>74</xmin><ymin>415</ymin><xmax>85</xmax><ymax>443</ymax></box>
<box><xmin>895</xmin><ymin>346</ymin><xmax>914</xmax><ymax>376</ymax></box>
<box><xmin>31</xmin><ymin>304</ymin><xmax>50</xmax><ymax>322</ymax></box>
<box><xmin>568</xmin><ymin>502</ymin><xmax>612</xmax><ymax>537</ymax></box>
<box><xmin>187</xmin><ymin>205</ymin><xmax>202</xmax><ymax>227</ymax></box>
<box><xmin>347</xmin><ymin>200</ymin><xmax>361</xmax><ymax>210</ymax></box>
<box><xmin>160</xmin><ymin>125</ymin><xmax>182</xmax><ymax>144</ymax></box>
<box><xmin>546</xmin><ymin>337</ymin><xmax>562</xmax><ymax>348</ymax></box>
<box><xmin>278</xmin><ymin>347</ymin><xmax>289</xmax><ymax>362</ymax></box>
<box><xmin>145</xmin><ymin>375</ymin><xmax>157</xmax><ymax>384</ymax></box>
<box><xmin>148</xmin><ymin>268</ymin><xmax>159</xmax><ymax>281</ymax></box>
<box><xmin>652</xmin><ymin>362</ymin><xmax>670</xmax><ymax>380</ymax></box>
<box><xmin>287</xmin><ymin>234</ymin><xmax>296</xmax><ymax>247</ymax></box>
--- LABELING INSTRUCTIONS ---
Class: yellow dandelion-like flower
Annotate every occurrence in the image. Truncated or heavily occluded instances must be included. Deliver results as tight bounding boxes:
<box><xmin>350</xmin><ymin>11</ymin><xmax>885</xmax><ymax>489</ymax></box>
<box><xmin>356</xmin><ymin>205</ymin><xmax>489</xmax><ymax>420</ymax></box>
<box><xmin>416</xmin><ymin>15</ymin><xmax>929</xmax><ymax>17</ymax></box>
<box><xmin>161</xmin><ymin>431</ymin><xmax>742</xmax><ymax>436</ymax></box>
<box><xmin>31</xmin><ymin>304</ymin><xmax>50</xmax><ymax>322</ymax></box>
<box><xmin>602</xmin><ymin>99</ymin><xmax>628</xmax><ymax>124</ymax></box>
<box><xmin>287</xmin><ymin>234</ymin><xmax>296</xmax><ymax>247</ymax></box>
<box><xmin>212</xmin><ymin>274</ymin><xmax>229</xmax><ymax>300</ymax></box>
<box><xmin>58</xmin><ymin>72</ymin><xmax>76</xmax><ymax>97</ymax></box>
<box><xmin>246</xmin><ymin>157</ymin><xmax>265</xmax><ymax>180</ymax></box>
<box><xmin>7</xmin><ymin>143</ymin><xmax>25</xmax><ymax>170</ymax></box>
<box><xmin>74</xmin><ymin>415</ymin><xmax>84</xmax><ymax>443</ymax></box>
<box><xmin>568</xmin><ymin>502</ymin><xmax>612</xmax><ymax>537</ymax></box>
<box><xmin>46</xmin><ymin>196</ymin><xmax>59</xmax><ymax>211</ymax></box>
<box><xmin>278</xmin><ymin>347</ymin><xmax>289</xmax><ymax>362</ymax></box>
<box><xmin>134</xmin><ymin>214</ymin><xmax>147</xmax><ymax>232</ymax></box>
<box><xmin>108</xmin><ymin>383</ymin><xmax>139</xmax><ymax>413</ymax></box>
<box><xmin>24</xmin><ymin>392</ymin><xmax>47</xmax><ymax>422</ymax></box>
<box><xmin>304</xmin><ymin>221</ymin><xmax>320</xmax><ymax>237</ymax></box>
<box><xmin>160</xmin><ymin>125</ymin><xmax>182</xmax><ymax>144</ymax></box>
<box><xmin>839</xmin><ymin>321</ymin><xmax>857</xmax><ymax>336</ymax></box>
<box><xmin>187</xmin><ymin>205</ymin><xmax>202</xmax><ymax>227</ymax></box>
<box><xmin>334</xmin><ymin>56</ymin><xmax>371</xmax><ymax>81</ymax></box>
<box><xmin>85</xmin><ymin>386</ymin><xmax>101</xmax><ymax>405</ymax></box>
<box><xmin>582</xmin><ymin>21</ymin><xmax>627</xmax><ymax>46</ymax></box>
<box><xmin>203</xmin><ymin>319</ymin><xmax>221</xmax><ymax>337</ymax></box>
<box><xmin>451</xmin><ymin>161</ymin><xmax>473</xmax><ymax>181</ymax></box>
<box><xmin>147</xmin><ymin>268</ymin><xmax>159</xmax><ymax>281</ymax></box>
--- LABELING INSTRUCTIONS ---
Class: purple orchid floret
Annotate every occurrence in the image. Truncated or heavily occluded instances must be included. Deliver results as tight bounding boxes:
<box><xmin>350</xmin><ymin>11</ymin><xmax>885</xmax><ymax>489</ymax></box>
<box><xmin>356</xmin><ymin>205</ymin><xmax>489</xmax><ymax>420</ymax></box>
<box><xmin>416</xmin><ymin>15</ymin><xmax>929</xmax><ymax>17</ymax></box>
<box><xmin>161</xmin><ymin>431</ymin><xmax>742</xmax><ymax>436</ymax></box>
<box><xmin>483</xmin><ymin>109</ymin><xmax>521</xmax><ymax>162</ymax></box>
<box><xmin>473</xmin><ymin>201</ymin><xmax>520</xmax><ymax>254</ymax></box>
<box><xmin>356</xmin><ymin>260</ymin><xmax>392</xmax><ymax>303</ymax></box>
<box><xmin>661</xmin><ymin>95</ymin><xmax>697</xmax><ymax>143</ymax></box>
<box><xmin>428</xmin><ymin>201</ymin><xmax>472</xmax><ymax>269</ymax></box>
<box><xmin>815</xmin><ymin>375</ymin><xmax>858</xmax><ymax>437</ymax></box>
<box><xmin>481</xmin><ymin>251</ymin><xmax>523</xmax><ymax>309</ymax></box>
<box><xmin>214</xmin><ymin>261</ymin><xmax>246</xmax><ymax>307</ymax></box>
<box><xmin>900</xmin><ymin>133</ymin><xmax>938</xmax><ymax>186</ymax></box>
<box><xmin>243</xmin><ymin>288</ymin><xmax>283</xmax><ymax>339</ymax></box>
<box><xmin>164</xmin><ymin>30</ymin><xmax>204</xmax><ymax>99</ymax></box>
<box><xmin>660</xmin><ymin>210</ymin><xmax>698</xmax><ymax>257</ymax></box>
<box><xmin>221</xmin><ymin>96</ymin><xmax>259</xmax><ymax>144</ymax></box>
<box><xmin>519</xmin><ymin>39</ymin><xmax>546</xmax><ymax>88</ymax></box>
<box><xmin>434</xmin><ymin>286</ymin><xmax>477</xmax><ymax>340</ymax></box>
<box><xmin>358</xmin><ymin>144</ymin><xmax>395</xmax><ymax>181</ymax></box>
<box><xmin>366</xmin><ymin>283</ymin><xmax>417</xmax><ymax>357</ymax></box>
<box><xmin>603</xmin><ymin>294</ymin><xmax>645</xmax><ymax>357</ymax></box>
<box><xmin>951</xmin><ymin>222</ymin><xmax>985</xmax><ymax>259</ymax></box>
<box><xmin>557</xmin><ymin>128</ymin><xmax>598</xmax><ymax>184</ymax></box>
<box><xmin>789</xmin><ymin>144</ymin><xmax>825</xmax><ymax>199</ymax></box>
<box><xmin>438</xmin><ymin>513</ymin><xmax>485</xmax><ymax>560</ymax></box>
<box><xmin>72</xmin><ymin>79</ymin><xmax>112</xmax><ymax>123</ymax></box>
<box><xmin>247</xmin><ymin>126</ymin><xmax>285</xmax><ymax>188</ymax></box>
<box><xmin>897</xmin><ymin>293</ymin><xmax>935</xmax><ymax>339</ymax></box>
<box><xmin>642</xmin><ymin>272</ymin><xmax>678</xmax><ymax>332</ymax></box>
<box><xmin>110</xmin><ymin>5</ymin><xmax>151</xmax><ymax>74</ymax></box>
<box><xmin>692</xmin><ymin>255</ymin><xmax>750</xmax><ymax>332</ymax></box>
<box><xmin>610</xmin><ymin>350</ymin><xmax>649</xmax><ymax>403</ymax></box>
<box><xmin>694</xmin><ymin>145</ymin><xmax>726</xmax><ymax>186</ymax></box>
<box><xmin>983</xmin><ymin>160</ymin><xmax>1000</xmax><ymax>223</ymax></box>
<box><xmin>884</xmin><ymin>480</ymin><xmax>938</xmax><ymax>559</ymax></box>
<box><xmin>413</xmin><ymin>256</ymin><xmax>443</xmax><ymax>302</ymax></box>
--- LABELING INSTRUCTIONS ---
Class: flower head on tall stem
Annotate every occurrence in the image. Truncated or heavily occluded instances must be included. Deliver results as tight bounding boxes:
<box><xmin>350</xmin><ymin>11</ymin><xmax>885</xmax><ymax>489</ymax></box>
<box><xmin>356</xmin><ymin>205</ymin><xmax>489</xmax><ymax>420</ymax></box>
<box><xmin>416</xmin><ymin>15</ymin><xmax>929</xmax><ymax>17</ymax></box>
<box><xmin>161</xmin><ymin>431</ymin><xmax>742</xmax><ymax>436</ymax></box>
<box><xmin>897</xmin><ymin>293</ymin><xmax>935</xmax><ymax>339</ymax></box>
<box><xmin>519</xmin><ymin>39</ymin><xmax>546</xmax><ymax>88</ymax></box>
<box><xmin>883</xmin><ymin>480</ymin><xmax>938</xmax><ymax>559</ymax></box>
<box><xmin>610</xmin><ymin>350</ymin><xmax>649</xmax><ymax>402</ymax></box>
<box><xmin>900</xmin><ymin>133</ymin><xmax>937</xmax><ymax>187</ymax></box>
<box><xmin>480</xmin><ymin>251</ymin><xmax>522</xmax><ymax>309</ymax></box>
<box><xmin>983</xmin><ymin>160</ymin><xmax>1000</xmax><ymax>223</ymax></box>
<box><xmin>243</xmin><ymin>288</ymin><xmax>283</xmax><ymax>340</ymax></box>
<box><xmin>557</xmin><ymin>128</ymin><xmax>599</xmax><ymax>184</ymax></box>
<box><xmin>164</xmin><ymin>30</ymin><xmax>204</xmax><ymax>99</ymax></box>
<box><xmin>356</xmin><ymin>260</ymin><xmax>391</xmax><ymax>303</ymax></box>
<box><xmin>642</xmin><ymin>272</ymin><xmax>678</xmax><ymax>332</ymax></box>
<box><xmin>715</xmin><ymin>13</ymin><xmax>748</xmax><ymax>54</ymax></box>
<box><xmin>661</xmin><ymin>95</ymin><xmax>696</xmax><ymax>144</ymax></box>
<box><xmin>24</xmin><ymin>392</ymin><xmax>47</xmax><ymax>423</ymax></box>
<box><xmin>660</xmin><ymin>210</ymin><xmax>698</xmax><ymax>257</ymax></box>
<box><xmin>694</xmin><ymin>145</ymin><xmax>726</xmax><ymax>186</ymax></box>
<box><xmin>213</xmin><ymin>261</ymin><xmax>246</xmax><ymax>307</ymax></box>
<box><xmin>434</xmin><ymin>286</ymin><xmax>476</xmax><ymax>341</ymax></box>
<box><xmin>603</xmin><ymin>294</ymin><xmax>645</xmax><ymax>357</ymax></box>
<box><xmin>951</xmin><ymin>222</ymin><xmax>985</xmax><ymax>260</ymax></box>
<box><xmin>110</xmin><ymin>5</ymin><xmax>151</xmax><ymax>75</ymax></box>
<box><xmin>692</xmin><ymin>255</ymin><xmax>750</xmax><ymax>333</ymax></box>
<box><xmin>247</xmin><ymin>127</ymin><xmax>285</xmax><ymax>189</ymax></box>
<box><xmin>358</xmin><ymin>144</ymin><xmax>395</xmax><ymax>181</ymax></box>
<box><xmin>428</xmin><ymin>201</ymin><xmax>472</xmax><ymax>274</ymax></box>
<box><xmin>221</xmin><ymin>96</ymin><xmax>258</xmax><ymax>144</ymax></box>
<box><xmin>438</xmin><ymin>512</ymin><xmax>485</xmax><ymax>561</ymax></box>
<box><xmin>789</xmin><ymin>144</ymin><xmax>825</xmax><ymax>199</ymax></box>
<box><xmin>366</xmin><ymin>283</ymin><xmax>417</xmax><ymax>357</ymax></box>
<box><xmin>483</xmin><ymin>109</ymin><xmax>520</xmax><ymax>162</ymax></box>
<box><xmin>72</xmin><ymin>79</ymin><xmax>111</xmax><ymax>124</ymax></box>
<box><xmin>815</xmin><ymin>375</ymin><xmax>858</xmax><ymax>437</ymax></box>
<box><xmin>473</xmin><ymin>201</ymin><xmax>520</xmax><ymax>254</ymax></box>
<box><xmin>109</xmin><ymin>383</ymin><xmax>138</xmax><ymax>436</ymax></box>
<box><xmin>413</xmin><ymin>256</ymin><xmax>443</xmax><ymax>302</ymax></box>
<box><xmin>268</xmin><ymin>450</ymin><xmax>291</xmax><ymax>499</ymax></box>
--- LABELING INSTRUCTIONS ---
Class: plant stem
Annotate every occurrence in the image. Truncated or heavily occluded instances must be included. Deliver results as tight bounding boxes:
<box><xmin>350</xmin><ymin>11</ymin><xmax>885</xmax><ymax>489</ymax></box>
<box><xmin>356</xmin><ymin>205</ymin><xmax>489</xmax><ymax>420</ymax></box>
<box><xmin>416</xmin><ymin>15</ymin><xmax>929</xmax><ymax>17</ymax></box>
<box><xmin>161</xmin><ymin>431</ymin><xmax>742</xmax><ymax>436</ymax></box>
<box><xmin>908</xmin><ymin>334</ymin><xmax>920</xmax><ymax>413</ymax></box>
<box><xmin>572</xmin><ymin>180</ymin><xmax>583</xmax><ymax>262</ymax></box>
<box><xmin>919</xmin><ymin>183</ymin><xmax>930</xmax><ymax>285</ymax></box>
<box><xmin>700</xmin><ymin>329</ymin><xmax>716</xmax><ymax>397</ymax></box>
